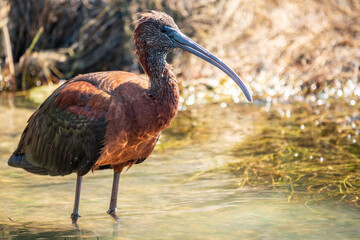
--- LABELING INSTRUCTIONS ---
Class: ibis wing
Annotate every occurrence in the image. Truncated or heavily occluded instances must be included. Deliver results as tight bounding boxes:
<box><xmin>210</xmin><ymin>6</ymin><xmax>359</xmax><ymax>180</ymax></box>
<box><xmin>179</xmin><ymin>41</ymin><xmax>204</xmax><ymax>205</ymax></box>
<box><xmin>12</xmin><ymin>78</ymin><xmax>110</xmax><ymax>176</ymax></box>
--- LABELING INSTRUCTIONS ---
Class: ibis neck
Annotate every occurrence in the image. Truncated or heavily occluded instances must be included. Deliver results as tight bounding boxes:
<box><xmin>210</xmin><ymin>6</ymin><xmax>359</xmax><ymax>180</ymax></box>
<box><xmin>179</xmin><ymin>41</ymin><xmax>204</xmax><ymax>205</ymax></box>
<box><xmin>148</xmin><ymin>62</ymin><xmax>178</xmax><ymax>101</ymax></box>
<box><xmin>138</xmin><ymin>50</ymin><xmax>177</xmax><ymax>99</ymax></box>
<box><xmin>137</xmin><ymin>50</ymin><xmax>179</xmax><ymax>130</ymax></box>
<box><xmin>148</xmin><ymin>61</ymin><xmax>179</xmax><ymax>130</ymax></box>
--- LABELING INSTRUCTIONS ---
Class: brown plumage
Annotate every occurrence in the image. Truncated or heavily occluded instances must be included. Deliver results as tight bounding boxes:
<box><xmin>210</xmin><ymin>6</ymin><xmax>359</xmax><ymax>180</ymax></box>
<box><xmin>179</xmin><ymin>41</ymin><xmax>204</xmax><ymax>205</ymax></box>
<box><xmin>8</xmin><ymin>11</ymin><xmax>252</xmax><ymax>224</ymax></box>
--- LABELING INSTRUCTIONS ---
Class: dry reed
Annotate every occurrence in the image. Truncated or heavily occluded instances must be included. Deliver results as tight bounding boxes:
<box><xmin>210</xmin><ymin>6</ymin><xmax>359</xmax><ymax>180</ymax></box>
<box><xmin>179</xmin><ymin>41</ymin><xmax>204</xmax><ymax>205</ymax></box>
<box><xmin>0</xmin><ymin>0</ymin><xmax>359</xmax><ymax>99</ymax></box>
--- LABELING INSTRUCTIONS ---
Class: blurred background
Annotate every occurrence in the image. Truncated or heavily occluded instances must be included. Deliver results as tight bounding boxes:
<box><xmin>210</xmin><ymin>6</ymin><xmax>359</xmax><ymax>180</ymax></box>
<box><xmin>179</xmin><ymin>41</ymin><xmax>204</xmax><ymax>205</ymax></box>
<box><xmin>0</xmin><ymin>0</ymin><xmax>359</xmax><ymax>100</ymax></box>
<box><xmin>0</xmin><ymin>1</ymin><xmax>359</xmax><ymax>239</ymax></box>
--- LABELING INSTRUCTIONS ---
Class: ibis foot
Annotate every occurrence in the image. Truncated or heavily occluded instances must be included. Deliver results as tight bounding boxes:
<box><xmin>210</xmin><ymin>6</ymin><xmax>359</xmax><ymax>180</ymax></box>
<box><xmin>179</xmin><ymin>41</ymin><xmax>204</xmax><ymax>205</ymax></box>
<box><xmin>71</xmin><ymin>212</ymin><xmax>80</xmax><ymax>225</ymax></box>
<box><xmin>107</xmin><ymin>208</ymin><xmax>120</xmax><ymax>221</ymax></box>
<box><xmin>107</xmin><ymin>172</ymin><xmax>120</xmax><ymax>221</ymax></box>
<box><xmin>71</xmin><ymin>175</ymin><xmax>82</xmax><ymax>225</ymax></box>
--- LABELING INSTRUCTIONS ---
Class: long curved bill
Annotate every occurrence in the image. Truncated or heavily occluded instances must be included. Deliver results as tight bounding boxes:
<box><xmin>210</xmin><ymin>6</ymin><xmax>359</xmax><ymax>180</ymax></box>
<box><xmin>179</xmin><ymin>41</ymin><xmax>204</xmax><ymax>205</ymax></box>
<box><xmin>167</xmin><ymin>27</ymin><xmax>252</xmax><ymax>102</ymax></box>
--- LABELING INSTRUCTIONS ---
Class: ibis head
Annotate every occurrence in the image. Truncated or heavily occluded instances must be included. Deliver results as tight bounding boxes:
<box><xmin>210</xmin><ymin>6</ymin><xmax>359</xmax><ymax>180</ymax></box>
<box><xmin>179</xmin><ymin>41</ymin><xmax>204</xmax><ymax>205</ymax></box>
<box><xmin>134</xmin><ymin>11</ymin><xmax>252</xmax><ymax>102</ymax></box>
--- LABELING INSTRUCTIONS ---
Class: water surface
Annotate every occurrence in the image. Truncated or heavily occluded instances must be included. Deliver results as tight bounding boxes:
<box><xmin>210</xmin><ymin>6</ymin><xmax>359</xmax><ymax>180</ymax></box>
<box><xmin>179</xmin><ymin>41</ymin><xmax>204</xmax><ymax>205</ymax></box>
<box><xmin>0</xmin><ymin>95</ymin><xmax>359</xmax><ymax>239</ymax></box>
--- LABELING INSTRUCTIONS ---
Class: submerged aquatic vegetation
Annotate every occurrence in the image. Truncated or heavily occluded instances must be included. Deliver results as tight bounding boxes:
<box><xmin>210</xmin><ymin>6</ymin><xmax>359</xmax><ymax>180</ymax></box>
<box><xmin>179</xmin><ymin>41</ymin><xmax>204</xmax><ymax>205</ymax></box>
<box><xmin>189</xmin><ymin>100</ymin><xmax>360</xmax><ymax>208</ymax></box>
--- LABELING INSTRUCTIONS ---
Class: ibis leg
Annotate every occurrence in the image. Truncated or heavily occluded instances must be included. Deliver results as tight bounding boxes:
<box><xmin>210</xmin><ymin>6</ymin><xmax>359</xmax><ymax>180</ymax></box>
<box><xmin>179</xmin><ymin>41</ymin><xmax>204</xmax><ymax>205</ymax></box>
<box><xmin>71</xmin><ymin>175</ymin><xmax>82</xmax><ymax>224</ymax></box>
<box><xmin>107</xmin><ymin>172</ymin><xmax>120</xmax><ymax>220</ymax></box>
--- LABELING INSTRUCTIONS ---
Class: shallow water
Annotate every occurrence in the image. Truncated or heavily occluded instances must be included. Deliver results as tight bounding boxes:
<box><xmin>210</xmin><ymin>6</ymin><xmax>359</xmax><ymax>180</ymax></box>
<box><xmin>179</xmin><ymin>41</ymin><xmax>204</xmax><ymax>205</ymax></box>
<box><xmin>0</xmin><ymin>95</ymin><xmax>359</xmax><ymax>239</ymax></box>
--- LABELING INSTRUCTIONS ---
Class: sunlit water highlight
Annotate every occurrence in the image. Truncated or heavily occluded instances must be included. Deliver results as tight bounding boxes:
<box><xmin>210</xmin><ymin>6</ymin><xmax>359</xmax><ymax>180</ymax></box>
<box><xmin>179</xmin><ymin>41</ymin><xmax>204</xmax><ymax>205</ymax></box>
<box><xmin>0</xmin><ymin>97</ymin><xmax>359</xmax><ymax>239</ymax></box>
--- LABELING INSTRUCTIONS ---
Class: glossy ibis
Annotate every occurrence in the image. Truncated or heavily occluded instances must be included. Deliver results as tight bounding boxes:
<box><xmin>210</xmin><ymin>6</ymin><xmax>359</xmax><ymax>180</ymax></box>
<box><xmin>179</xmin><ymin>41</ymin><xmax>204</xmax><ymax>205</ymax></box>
<box><xmin>8</xmin><ymin>11</ymin><xmax>252</xmax><ymax>224</ymax></box>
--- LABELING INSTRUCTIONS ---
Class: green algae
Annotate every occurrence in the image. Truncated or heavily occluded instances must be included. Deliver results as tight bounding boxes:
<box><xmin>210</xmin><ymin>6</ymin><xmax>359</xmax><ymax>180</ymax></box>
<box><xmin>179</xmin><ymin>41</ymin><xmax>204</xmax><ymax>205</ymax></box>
<box><xmin>188</xmin><ymin>100</ymin><xmax>360</xmax><ymax>208</ymax></box>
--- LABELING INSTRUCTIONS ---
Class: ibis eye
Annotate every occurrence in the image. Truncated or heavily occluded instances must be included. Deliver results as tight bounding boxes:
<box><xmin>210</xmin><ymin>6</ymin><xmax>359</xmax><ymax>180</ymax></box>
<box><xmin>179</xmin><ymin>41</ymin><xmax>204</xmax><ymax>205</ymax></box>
<box><xmin>161</xmin><ymin>28</ymin><xmax>167</xmax><ymax>33</ymax></box>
